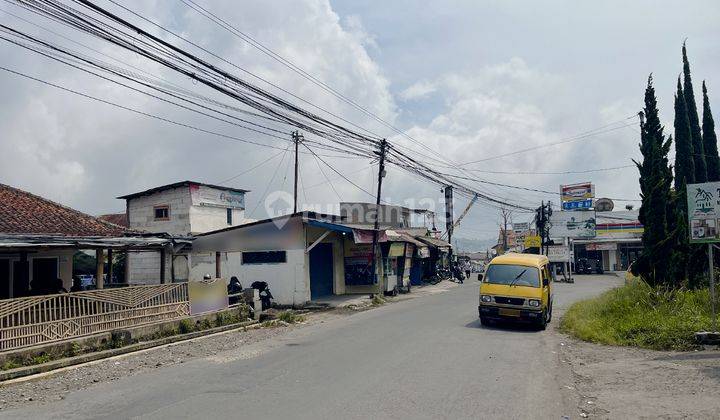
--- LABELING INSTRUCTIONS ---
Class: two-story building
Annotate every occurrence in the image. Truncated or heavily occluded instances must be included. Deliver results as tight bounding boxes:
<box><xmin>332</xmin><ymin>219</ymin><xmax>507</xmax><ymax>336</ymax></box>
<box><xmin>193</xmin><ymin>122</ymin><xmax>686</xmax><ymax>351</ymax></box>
<box><xmin>118</xmin><ymin>181</ymin><xmax>251</xmax><ymax>284</ymax></box>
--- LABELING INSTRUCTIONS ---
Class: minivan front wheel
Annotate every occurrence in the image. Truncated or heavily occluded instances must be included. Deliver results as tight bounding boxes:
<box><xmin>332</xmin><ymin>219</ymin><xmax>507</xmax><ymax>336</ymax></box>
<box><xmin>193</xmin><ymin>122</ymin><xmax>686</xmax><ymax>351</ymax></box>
<box><xmin>536</xmin><ymin>310</ymin><xmax>547</xmax><ymax>330</ymax></box>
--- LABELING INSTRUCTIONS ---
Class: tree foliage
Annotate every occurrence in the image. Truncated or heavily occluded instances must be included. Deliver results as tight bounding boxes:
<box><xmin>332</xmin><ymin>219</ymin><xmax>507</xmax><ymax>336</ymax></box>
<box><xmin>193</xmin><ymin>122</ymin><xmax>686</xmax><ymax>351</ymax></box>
<box><xmin>683</xmin><ymin>42</ymin><xmax>707</xmax><ymax>183</ymax></box>
<box><xmin>702</xmin><ymin>81</ymin><xmax>720</xmax><ymax>182</ymax></box>
<box><xmin>633</xmin><ymin>75</ymin><xmax>675</xmax><ymax>287</ymax></box>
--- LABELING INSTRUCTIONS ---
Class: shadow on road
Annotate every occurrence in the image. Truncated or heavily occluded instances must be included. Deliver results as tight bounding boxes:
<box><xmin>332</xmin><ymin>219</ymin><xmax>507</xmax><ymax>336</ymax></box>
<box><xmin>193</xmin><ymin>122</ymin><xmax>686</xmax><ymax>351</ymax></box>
<box><xmin>464</xmin><ymin>318</ymin><xmax>541</xmax><ymax>333</ymax></box>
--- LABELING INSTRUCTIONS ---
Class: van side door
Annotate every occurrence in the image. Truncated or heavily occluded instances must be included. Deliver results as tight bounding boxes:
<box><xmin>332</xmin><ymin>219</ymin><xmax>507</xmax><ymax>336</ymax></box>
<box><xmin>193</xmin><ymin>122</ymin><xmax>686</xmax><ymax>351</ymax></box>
<box><xmin>541</xmin><ymin>264</ymin><xmax>552</xmax><ymax>307</ymax></box>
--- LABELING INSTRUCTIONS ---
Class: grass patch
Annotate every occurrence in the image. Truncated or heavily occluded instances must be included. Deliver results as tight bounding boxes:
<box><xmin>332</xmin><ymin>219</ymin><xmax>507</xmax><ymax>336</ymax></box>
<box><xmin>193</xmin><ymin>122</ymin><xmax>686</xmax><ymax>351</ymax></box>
<box><xmin>560</xmin><ymin>281</ymin><xmax>712</xmax><ymax>351</ymax></box>
<box><xmin>277</xmin><ymin>311</ymin><xmax>305</xmax><ymax>324</ymax></box>
<box><xmin>371</xmin><ymin>295</ymin><xmax>386</xmax><ymax>306</ymax></box>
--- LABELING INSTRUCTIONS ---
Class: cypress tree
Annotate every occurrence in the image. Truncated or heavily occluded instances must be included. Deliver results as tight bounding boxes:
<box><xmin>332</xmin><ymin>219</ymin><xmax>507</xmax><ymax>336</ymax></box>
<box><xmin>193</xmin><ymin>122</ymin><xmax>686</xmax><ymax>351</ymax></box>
<box><xmin>702</xmin><ymin>81</ymin><xmax>720</xmax><ymax>182</ymax></box>
<box><xmin>674</xmin><ymin>77</ymin><xmax>695</xmax><ymax>190</ymax></box>
<box><xmin>633</xmin><ymin>75</ymin><xmax>674</xmax><ymax>286</ymax></box>
<box><xmin>683</xmin><ymin>42</ymin><xmax>707</xmax><ymax>182</ymax></box>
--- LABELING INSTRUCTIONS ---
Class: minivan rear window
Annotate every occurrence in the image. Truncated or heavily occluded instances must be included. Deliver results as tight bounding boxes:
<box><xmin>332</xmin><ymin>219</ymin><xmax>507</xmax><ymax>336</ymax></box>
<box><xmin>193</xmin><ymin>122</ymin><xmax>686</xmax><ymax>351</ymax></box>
<box><xmin>484</xmin><ymin>264</ymin><xmax>540</xmax><ymax>287</ymax></box>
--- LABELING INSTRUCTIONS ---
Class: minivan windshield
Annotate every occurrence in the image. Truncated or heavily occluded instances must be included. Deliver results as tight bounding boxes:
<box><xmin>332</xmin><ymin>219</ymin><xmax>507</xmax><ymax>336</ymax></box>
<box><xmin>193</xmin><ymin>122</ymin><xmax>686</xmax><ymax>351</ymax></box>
<box><xmin>484</xmin><ymin>264</ymin><xmax>540</xmax><ymax>288</ymax></box>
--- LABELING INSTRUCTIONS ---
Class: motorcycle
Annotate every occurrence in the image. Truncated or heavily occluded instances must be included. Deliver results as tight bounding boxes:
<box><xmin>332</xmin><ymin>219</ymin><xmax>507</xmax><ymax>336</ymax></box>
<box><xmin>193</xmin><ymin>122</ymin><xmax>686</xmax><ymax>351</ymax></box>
<box><xmin>251</xmin><ymin>281</ymin><xmax>274</xmax><ymax>311</ymax></box>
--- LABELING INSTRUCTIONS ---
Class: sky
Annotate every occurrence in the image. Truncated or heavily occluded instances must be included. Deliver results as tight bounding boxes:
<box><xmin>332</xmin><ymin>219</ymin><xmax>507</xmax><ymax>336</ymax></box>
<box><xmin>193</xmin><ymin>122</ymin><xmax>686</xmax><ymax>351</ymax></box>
<box><xmin>1</xmin><ymin>0</ymin><xmax>719</xmax><ymax>247</ymax></box>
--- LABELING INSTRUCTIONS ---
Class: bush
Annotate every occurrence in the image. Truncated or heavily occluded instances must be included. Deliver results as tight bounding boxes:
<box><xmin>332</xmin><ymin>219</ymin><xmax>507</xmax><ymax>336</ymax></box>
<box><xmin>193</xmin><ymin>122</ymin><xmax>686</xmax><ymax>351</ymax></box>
<box><xmin>178</xmin><ymin>319</ymin><xmax>195</xmax><ymax>334</ymax></box>
<box><xmin>560</xmin><ymin>281</ymin><xmax>713</xmax><ymax>351</ymax></box>
<box><xmin>277</xmin><ymin>311</ymin><xmax>304</xmax><ymax>324</ymax></box>
<box><xmin>1</xmin><ymin>360</ymin><xmax>21</xmax><ymax>371</ymax></box>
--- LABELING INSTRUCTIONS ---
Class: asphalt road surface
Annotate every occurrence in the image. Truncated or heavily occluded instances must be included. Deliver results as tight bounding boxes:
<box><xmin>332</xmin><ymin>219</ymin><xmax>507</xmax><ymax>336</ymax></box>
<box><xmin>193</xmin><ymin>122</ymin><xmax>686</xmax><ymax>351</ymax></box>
<box><xmin>2</xmin><ymin>275</ymin><xmax>621</xmax><ymax>419</ymax></box>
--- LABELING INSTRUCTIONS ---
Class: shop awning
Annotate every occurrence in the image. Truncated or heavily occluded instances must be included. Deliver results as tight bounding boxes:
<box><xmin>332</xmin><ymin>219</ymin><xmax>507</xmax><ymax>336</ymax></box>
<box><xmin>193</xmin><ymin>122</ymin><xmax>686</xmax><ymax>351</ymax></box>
<box><xmin>306</xmin><ymin>219</ymin><xmax>353</xmax><ymax>234</ymax></box>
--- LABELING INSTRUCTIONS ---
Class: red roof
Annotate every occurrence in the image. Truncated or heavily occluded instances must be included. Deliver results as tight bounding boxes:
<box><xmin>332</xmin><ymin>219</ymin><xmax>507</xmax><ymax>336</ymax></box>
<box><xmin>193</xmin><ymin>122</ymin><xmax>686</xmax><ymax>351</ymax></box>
<box><xmin>0</xmin><ymin>184</ymin><xmax>127</xmax><ymax>237</ymax></box>
<box><xmin>98</xmin><ymin>213</ymin><xmax>128</xmax><ymax>228</ymax></box>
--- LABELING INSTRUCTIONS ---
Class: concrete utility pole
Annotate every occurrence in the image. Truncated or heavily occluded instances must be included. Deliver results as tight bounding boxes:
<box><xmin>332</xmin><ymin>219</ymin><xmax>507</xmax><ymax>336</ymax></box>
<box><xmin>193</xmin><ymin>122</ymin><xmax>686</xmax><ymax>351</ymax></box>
<box><xmin>370</xmin><ymin>139</ymin><xmax>388</xmax><ymax>287</ymax></box>
<box><xmin>292</xmin><ymin>131</ymin><xmax>303</xmax><ymax>214</ymax></box>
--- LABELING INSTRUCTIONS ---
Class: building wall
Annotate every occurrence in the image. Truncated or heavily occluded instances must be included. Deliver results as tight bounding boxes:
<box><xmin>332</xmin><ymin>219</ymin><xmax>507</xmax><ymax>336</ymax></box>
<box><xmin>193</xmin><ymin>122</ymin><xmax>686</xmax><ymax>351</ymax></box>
<box><xmin>189</xmin><ymin>205</ymin><xmax>245</xmax><ymax>235</ymax></box>
<box><xmin>127</xmin><ymin>186</ymin><xmax>192</xmax><ymax>236</ymax></box>
<box><xmin>340</xmin><ymin>202</ymin><xmax>410</xmax><ymax>228</ymax></box>
<box><xmin>126</xmin><ymin>250</ymin><xmax>172</xmax><ymax>285</ymax></box>
<box><xmin>189</xmin><ymin>217</ymin><xmax>308</xmax><ymax>306</ymax></box>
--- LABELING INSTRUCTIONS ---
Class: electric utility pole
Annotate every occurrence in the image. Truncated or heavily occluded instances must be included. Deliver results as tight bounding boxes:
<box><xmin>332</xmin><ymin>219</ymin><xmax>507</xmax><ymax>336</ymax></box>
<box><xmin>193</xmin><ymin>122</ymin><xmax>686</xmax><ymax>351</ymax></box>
<box><xmin>292</xmin><ymin>131</ymin><xmax>303</xmax><ymax>213</ymax></box>
<box><xmin>370</xmin><ymin>139</ymin><xmax>388</xmax><ymax>288</ymax></box>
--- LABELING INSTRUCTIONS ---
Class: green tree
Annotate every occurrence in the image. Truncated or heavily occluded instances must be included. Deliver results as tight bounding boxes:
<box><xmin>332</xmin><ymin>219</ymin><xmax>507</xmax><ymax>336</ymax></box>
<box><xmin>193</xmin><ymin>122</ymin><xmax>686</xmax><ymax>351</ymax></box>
<box><xmin>633</xmin><ymin>75</ymin><xmax>675</xmax><ymax>287</ymax></box>
<box><xmin>683</xmin><ymin>42</ymin><xmax>707</xmax><ymax>182</ymax></box>
<box><xmin>673</xmin><ymin>77</ymin><xmax>695</xmax><ymax>190</ymax></box>
<box><xmin>702</xmin><ymin>81</ymin><xmax>720</xmax><ymax>182</ymax></box>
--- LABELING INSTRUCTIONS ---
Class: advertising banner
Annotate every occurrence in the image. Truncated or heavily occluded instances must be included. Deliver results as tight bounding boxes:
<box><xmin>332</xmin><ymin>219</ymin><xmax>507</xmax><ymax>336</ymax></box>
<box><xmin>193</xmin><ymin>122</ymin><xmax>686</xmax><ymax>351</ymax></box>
<box><xmin>546</xmin><ymin>245</ymin><xmax>571</xmax><ymax>262</ymax></box>
<box><xmin>524</xmin><ymin>235</ymin><xmax>541</xmax><ymax>248</ymax></box>
<box><xmin>561</xmin><ymin>183</ymin><xmax>594</xmax><ymax>204</ymax></box>
<box><xmin>549</xmin><ymin>211</ymin><xmax>596</xmax><ymax>238</ymax></box>
<box><xmin>190</xmin><ymin>184</ymin><xmax>245</xmax><ymax>209</ymax></box>
<box><xmin>687</xmin><ymin>182</ymin><xmax>720</xmax><ymax>243</ymax></box>
<box><xmin>586</xmin><ymin>242</ymin><xmax>617</xmax><ymax>251</ymax></box>
<box><xmin>512</xmin><ymin>222</ymin><xmax>529</xmax><ymax>233</ymax></box>
<box><xmin>189</xmin><ymin>279</ymin><xmax>229</xmax><ymax>315</ymax></box>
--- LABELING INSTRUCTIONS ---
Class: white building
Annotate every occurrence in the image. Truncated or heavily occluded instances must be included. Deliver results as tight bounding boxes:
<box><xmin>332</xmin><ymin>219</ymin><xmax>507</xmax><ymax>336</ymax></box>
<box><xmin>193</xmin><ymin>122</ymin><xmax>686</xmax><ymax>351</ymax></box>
<box><xmin>118</xmin><ymin>181</ymin><xmax>250</xmax><ymax>284</ymax></box>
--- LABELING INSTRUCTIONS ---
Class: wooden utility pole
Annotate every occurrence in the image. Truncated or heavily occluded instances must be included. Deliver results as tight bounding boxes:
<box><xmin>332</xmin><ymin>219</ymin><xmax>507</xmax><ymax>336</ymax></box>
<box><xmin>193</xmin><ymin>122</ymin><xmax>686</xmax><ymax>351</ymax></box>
<box><xmin>292</xmin><ymin>131</ymin><xmax>303</xmax><ymax>214</ymax></box>
<box><xmin>370</xmin><ymin>139</ymin><xmax>388</xmax><ymax>287</ymax></box>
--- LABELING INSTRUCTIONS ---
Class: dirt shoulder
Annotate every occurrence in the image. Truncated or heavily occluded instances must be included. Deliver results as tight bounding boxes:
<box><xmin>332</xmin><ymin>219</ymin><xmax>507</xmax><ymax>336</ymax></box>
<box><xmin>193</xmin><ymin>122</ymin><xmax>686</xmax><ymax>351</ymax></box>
<box><xmin>561</xmin><ymin>338</ymin><xmax>720</xmax><ymax>419</ymax></box>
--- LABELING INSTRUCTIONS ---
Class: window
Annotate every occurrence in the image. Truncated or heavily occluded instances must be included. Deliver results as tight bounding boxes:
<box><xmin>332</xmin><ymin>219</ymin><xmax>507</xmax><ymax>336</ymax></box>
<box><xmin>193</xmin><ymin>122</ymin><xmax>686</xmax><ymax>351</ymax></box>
<box><xmin>154</xmin><ymin>205</ymin><xmax>170</xmax><ymax>221</ymax></box>
<box><xmin>242</xmin><ymin>251</ymin><xmax>287</xmax><ymax>265</ymax></box>
<box><xmin>226</xmin><ymin>208</ymin><xmax>233</xmax><ymax>225</ymax></box>
<box><xmin>484</xmin><ymin>264</ymin><xmax>540</xmax><ymax>288</ymax></box>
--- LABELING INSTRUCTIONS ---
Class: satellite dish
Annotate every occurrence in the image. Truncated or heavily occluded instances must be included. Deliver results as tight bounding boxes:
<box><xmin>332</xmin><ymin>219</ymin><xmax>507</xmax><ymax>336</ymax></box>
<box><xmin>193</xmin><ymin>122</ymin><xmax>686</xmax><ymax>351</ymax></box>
<box><xmin>595</xmin><ymin>198</ymin><xmax>614</xmax><ymax>212</ymax></box>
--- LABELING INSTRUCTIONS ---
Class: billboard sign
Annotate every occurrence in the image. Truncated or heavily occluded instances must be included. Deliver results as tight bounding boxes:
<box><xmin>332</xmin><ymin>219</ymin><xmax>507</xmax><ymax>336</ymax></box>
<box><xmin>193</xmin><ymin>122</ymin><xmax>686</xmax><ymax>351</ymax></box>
<box><xmin>561</xmin><ymin>183</ymin><xmax>594</xmax><ymax>203</ymax></box>
<box><xmin>512</xmin><ymin>222</ymin><xmax>529</xmax><ymax>234</ymax></box>
<box><xmin>546</xmin><ymin>245</ymin><xmax>571</xmax><ymax>262</ymax></box>
<box><xmin>549</xmin><ymin>211</ymin><xmax>596</xmax><ymax>238</ymax></box>
<box><xmin>687</xmin><ymin>182</ymin><xmax>720</xmax><ymax>243</ymax></box>
<box><xmin>523</xmin><ymin>235</ymin><xmax>541</xmax><ymax>248</ymax></box>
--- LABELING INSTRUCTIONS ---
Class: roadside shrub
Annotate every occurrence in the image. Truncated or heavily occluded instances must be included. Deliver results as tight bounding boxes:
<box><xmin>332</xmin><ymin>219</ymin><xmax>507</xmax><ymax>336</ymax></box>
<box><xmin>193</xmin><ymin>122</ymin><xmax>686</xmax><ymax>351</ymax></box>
<box><xmin>1</xmin><ymin>360</ymin><xmax>22</xmax><ymax>371</ymax></box>
<box><xmin>178</xmin><ymin>319</ymin><xmax>195</xmax><ymax>334</ymax></box>
<box><xmin>28</xmin><ymin>354</ymin><xmax>52</xmax><ymax>365</ymax></box>
<box><xmin>560</xmin><ymin>281</ymin><xmax>712</xmax><ymax>351</ymax></box>
<box><xmin>277</xmin><ymin>311</ymin><xmax>304</xmax><ymax>324</ymax></box>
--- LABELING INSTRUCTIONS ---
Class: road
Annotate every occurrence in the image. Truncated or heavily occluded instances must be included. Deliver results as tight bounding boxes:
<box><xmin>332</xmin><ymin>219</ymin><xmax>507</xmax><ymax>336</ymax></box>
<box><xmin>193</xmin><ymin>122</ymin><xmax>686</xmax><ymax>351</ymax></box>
<box><xmin>1</xmin><ymin>275</ymin><xmax>621</xmax><ymax>419</ymax></box>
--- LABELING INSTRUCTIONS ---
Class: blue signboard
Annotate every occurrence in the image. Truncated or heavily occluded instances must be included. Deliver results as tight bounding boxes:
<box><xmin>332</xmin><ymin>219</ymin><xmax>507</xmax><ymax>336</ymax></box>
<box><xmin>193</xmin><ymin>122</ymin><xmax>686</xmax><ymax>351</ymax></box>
<box><xmin>562</xmin><ymin>199</ymin><xmax>592</xmax><ymax>210</ymax></box>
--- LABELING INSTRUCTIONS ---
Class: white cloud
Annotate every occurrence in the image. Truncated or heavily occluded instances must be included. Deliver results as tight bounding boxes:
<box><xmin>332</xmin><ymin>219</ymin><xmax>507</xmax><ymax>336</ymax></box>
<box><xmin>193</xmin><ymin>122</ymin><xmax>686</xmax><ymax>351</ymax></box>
<box><xmin>400</xmin><ymin>80</ymin><xmax>437</xmax><ymax>101</ymax></box>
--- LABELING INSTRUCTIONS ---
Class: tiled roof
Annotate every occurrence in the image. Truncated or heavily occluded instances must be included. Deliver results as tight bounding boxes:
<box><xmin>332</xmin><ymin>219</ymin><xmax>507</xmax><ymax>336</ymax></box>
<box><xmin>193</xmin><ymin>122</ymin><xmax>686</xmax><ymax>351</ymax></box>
<box><xmin>98</xmin><ymin>213</ymin><xmax>128</xmax><ymax>228</ymax></box>
<box><xmin>0</xmin><ymin>184</ymin><xmax>127</xmax><ymax>237</ymax></box>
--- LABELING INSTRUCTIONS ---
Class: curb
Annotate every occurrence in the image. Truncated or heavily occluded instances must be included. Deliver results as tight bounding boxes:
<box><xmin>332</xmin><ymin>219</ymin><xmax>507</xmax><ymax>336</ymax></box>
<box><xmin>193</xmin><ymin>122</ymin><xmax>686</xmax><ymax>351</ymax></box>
<box><xmin>0</xmin><ymin>320</ymin><xmax>257</xmax><ymax>383</ymax></box>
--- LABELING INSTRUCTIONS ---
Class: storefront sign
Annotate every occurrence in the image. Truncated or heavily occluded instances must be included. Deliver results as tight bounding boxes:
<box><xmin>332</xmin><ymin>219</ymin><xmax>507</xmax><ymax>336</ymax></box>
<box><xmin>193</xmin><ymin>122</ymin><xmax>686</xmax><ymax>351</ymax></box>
<box><xmin>687</xmin><ymin>181</ymin><xmax>720</xmax><ymax>243</ymax></box>
<box><xmin>562</xmin><ymin>199</ymin><xmax>592</xmax><ymax>210</ymax></box>
<box><xmin>549</xmin><ymin>211</ymin><xmax>596</xmax><ymax>238</ymax></box>
<box><xmin>190</xmin><ymin>184</ymin><xmax>245</xmax><ymax>209</ymax></box>
<box><xmin>546</xmin><ymin>245</ymin><xmax>570</xmax><ymax>262</ymax></box>
<box><xmin>524</xmin><ymin>235</ymin><xmax>541</xmax><ymax>248</ymax></box>
<box><xmin>586</xmin><ymin>242</ymin><xmax>617</xmax><ymax>251</ymax></box>
<box><xmin>388</xmin><ymin>243</ymin><xmax>405</xmax><ymax>257</ymax></box>
<box><xmin>189</xmin><ymin>279</ymin><xmax>228</xmax><ymax>315</ymax></box>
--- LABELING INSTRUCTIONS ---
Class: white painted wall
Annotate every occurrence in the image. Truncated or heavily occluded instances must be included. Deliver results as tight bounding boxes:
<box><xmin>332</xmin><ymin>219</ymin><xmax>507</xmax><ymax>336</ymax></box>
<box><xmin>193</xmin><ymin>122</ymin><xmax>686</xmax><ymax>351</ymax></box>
<box><xmin>189</xmin><ymin>217</ymin><xmax>308</xmax><ymax>306</ymax></box>
<box><xmin>189</xmin><ymin>205</ymin><xmax>245</xmax><ymax>235</ymax></box>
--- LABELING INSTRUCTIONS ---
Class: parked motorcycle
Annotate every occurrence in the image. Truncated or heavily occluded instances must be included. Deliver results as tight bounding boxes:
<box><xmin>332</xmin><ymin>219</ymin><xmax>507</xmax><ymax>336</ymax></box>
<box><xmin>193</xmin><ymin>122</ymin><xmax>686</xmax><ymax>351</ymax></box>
<box><xmin>251</xmin><ymin>281</ymin><xmax>274</xmax><ymax>311</ymax></box>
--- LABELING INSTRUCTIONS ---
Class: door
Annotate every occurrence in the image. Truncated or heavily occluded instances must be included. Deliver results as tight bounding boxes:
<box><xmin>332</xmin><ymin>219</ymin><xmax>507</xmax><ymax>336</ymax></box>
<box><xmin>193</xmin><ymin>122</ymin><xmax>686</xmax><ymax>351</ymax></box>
<box><xmin>0</xmin><ymin>259</ymin><xmax>9</xmax><ymax>299</ymax></box>
<box><xmin>309</xmin><ymin>243</ymin><xmax>334</xmax><ymax>299</ymax></box>
<box><xmin>32</xmin><ymin>257</ymin><xmax>58</xmax><ymax>294</ymax></box>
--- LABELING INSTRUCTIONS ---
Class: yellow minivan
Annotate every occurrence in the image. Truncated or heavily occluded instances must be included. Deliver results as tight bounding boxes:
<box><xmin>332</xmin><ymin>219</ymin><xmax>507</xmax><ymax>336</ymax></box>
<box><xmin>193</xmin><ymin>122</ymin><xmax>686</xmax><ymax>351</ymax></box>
<box><xmin>478</xmin><ymin>253</ymin><xmax>553</xmax><ymax>329</ymax></box>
